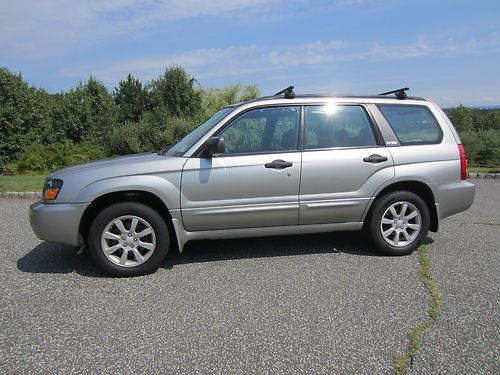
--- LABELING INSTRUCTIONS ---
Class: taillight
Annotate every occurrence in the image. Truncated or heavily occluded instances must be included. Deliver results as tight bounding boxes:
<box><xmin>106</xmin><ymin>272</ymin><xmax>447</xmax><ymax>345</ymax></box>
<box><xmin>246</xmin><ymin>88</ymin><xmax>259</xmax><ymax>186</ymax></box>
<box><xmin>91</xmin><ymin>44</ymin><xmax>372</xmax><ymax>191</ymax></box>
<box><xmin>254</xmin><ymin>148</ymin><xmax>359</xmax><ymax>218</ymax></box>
<box><xmin>458</xmin><ymin>144</ymin><xmax>467</xmax><ymax>180</ymax></box>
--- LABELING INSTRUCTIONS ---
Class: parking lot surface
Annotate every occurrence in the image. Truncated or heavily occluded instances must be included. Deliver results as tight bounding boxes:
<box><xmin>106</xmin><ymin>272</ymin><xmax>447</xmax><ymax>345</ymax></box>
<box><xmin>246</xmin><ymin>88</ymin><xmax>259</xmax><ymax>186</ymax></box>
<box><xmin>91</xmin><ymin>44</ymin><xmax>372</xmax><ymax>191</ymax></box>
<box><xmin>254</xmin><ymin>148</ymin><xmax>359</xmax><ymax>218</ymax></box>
<box><xmin>0</xmin><ymin>180</ymin><xmax>498</xmax><ymax>374</ymax></box>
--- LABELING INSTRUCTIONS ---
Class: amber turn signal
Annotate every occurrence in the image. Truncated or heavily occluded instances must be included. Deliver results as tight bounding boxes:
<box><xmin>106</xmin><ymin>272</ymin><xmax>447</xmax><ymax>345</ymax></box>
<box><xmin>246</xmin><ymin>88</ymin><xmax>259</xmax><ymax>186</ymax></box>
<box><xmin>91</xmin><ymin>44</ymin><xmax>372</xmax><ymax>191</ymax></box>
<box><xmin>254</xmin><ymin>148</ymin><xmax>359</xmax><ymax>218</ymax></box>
<box><xmin>44</xmin><ymin>188</ymin><xmax>60</xmax><ymax>200</ymax></box>
<box><xmin>43</xmin><ymin>179</ymin><xmax>63</xmax><ymax>201</ymax></box>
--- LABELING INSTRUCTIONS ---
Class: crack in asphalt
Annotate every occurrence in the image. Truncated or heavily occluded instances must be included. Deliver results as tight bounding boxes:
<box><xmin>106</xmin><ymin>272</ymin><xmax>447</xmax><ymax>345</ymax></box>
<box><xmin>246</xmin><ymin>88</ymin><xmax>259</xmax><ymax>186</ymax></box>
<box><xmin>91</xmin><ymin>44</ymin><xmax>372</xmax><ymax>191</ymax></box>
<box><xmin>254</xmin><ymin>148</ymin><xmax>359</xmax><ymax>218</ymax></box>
<box><xmin>472</xmin><ymin>222</ymin><xmax>500</xmax><ymax>226</ymax></box>
<box><xmin>393</xmin><ymin>245</ymin><xmax>443</xmax><ymax>375</ymax></box>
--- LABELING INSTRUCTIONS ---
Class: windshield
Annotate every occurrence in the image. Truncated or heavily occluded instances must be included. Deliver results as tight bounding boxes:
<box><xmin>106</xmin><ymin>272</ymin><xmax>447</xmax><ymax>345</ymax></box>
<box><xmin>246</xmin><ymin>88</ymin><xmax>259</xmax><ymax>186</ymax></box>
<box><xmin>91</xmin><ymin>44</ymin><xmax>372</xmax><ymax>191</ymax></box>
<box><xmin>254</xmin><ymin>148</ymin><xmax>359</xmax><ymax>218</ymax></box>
<box><xmin>165</xmin><ymin>107</ymin><xmax>235</xmax><ymax>156</ymax></box>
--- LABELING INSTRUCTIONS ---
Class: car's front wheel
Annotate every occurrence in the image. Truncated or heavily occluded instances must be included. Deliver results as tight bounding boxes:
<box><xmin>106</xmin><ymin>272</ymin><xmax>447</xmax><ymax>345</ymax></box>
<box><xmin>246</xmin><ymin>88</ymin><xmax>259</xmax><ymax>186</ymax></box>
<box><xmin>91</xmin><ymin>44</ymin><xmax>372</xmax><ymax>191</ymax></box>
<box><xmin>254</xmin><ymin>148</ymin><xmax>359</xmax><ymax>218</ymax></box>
<box><xmin>368</xmin><ymin>191</ymin><xmax>430</xmax><ymax>255</ymax></box>
<box><xmin>88</xmin><ymin>202</ymin><xmax>169</xmax><ymax>276</ymax></box>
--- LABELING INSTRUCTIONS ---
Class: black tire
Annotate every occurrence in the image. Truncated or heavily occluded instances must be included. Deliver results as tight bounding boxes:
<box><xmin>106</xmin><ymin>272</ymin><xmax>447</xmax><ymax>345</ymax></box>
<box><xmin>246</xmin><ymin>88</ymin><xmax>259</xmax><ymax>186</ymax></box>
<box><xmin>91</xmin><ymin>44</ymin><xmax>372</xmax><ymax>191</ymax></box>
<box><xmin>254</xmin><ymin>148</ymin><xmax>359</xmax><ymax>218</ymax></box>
<box><xmin>367</xmin><ymin>191</ymin><xmax>430</xmax><ymax>256</ymax></box>
<box><xmin>88</xmin><ymin>202</ymin><xmax>169</xmax><ymax>277</ymax></box>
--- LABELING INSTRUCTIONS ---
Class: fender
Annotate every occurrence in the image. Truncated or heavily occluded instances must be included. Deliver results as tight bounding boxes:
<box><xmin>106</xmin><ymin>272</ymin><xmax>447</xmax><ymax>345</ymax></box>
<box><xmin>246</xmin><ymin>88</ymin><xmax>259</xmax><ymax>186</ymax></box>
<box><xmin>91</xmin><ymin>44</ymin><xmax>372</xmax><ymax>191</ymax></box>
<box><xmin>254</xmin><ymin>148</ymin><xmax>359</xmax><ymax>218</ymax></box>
<box><xmin>77</xmin><ymin>174</ymin><xmax>182</xmax><ymax>211</ymax></box>
<box><xmin>359</xmin><ymin>162</ymin><xmax>443</xmax><ymax>223</ymax></box>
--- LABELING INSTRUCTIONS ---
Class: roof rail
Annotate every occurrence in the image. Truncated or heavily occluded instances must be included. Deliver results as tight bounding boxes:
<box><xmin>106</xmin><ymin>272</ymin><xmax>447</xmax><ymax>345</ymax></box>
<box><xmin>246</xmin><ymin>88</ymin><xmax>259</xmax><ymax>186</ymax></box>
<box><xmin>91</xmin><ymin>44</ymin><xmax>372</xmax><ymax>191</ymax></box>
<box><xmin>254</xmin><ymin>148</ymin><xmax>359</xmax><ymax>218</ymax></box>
<box><xmin>378</xmin><ymin>87</ymin><xmax>409</xmax><ymax>100</ymax></box>
<box><xmin>274</xmin><ymin>86</ymin><xmax>295</xmax><ymax>99</ymax></box>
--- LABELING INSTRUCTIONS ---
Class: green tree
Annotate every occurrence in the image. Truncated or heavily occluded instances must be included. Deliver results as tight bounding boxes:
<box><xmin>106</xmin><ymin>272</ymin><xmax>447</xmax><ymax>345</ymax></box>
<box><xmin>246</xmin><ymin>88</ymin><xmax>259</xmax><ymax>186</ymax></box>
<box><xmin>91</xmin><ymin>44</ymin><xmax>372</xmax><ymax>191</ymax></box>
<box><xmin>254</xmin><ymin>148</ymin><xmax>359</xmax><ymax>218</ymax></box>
<box><xmin>0</xmin><ymin>68</ymin><xmax>49</xmax><ymax>167</ymax></box>
<box><xmin>1</xmin><ymin>65</ymin><xmax>270</xmax><ymax>170</ymax></box>
<box><xmin>113</xmin><ymin>73</ymin><xmax>147</xmax><ymax>123</ymax></box>
<box><xmin>447</xmin><ymin>105</ymin><xmax>474</xmax><ymax>132</ymax></box>
<box><xmin>108</xmin><ymin>114</ymin><xmax>194</xmax><ymax>156</ymax></box>
<box><xmin>460</xmin><ymin>129</ymin><xmax>500</xmax><ymax>166</ymax></box>
<box><xmin>59</xmin><ymin>77</ymin><xmax>118</xmax><ymax>146</ymax></box>
<box><xmin>471</xmin><ymin>109</ymin><xmax>500</xmax><ymax>131</ymax></box>
<box><xmin>199</xmin><ymin>84</ymin><xmax>260</xmax><ymax>121</ymax></box>
<box><xmin>148</xmin><ymin>66</ymin><xmax>202</xmax><ymax>118</ymax></box>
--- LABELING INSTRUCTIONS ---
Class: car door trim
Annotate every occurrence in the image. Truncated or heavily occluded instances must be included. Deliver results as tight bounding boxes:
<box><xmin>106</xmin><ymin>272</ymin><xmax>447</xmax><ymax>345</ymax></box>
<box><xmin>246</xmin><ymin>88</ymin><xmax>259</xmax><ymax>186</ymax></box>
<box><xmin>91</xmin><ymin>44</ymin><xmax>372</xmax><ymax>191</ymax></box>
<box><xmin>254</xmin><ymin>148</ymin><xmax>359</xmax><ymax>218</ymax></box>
<box><xmin>302</xmin><ymin>198</ymin><xmax>369</xmax><ymax>209</ymax></box>
<box><xmin>183</xmin><ymin>202</ymin><xmax>297</xmax><ymax>216</ymax></box>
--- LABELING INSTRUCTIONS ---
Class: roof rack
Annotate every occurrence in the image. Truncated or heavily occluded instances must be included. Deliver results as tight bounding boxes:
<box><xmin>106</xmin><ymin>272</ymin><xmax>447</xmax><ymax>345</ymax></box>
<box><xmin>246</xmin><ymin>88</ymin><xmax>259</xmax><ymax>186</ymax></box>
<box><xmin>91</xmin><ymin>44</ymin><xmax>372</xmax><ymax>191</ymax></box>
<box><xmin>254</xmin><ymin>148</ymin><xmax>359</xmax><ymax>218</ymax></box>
<box><xmin>274</xmin><ymin>86</ymin><xmax>295</xmax><ymax>99</ymax></box>
<box><xmin>378</xmin><ymin>87</ymin><xmax>409</xmax><ymax>100</ymax></box>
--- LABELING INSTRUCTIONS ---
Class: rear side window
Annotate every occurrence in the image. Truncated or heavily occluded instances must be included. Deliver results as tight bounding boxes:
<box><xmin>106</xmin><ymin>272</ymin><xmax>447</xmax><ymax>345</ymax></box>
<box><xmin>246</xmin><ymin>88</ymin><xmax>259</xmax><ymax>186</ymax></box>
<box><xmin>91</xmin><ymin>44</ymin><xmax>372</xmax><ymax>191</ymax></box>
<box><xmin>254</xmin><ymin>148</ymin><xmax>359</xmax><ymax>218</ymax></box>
<box><xmin>305</xmin><ymin>105</ymin><xmax>377</xmax><ymax>149</ymax></box>
<box><xmin>377</xmin><ymin>105</ymin><xmax>443</xmax><ymax>145</ymax></box>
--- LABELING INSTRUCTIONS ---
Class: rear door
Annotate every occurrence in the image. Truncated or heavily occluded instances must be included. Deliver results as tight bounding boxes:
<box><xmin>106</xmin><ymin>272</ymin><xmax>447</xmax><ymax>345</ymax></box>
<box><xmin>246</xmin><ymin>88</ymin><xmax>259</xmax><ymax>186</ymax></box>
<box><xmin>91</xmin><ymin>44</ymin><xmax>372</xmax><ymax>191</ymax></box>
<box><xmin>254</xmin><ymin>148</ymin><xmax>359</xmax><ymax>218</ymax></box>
<box><xmin>181</xmin><ymin>106</ymin><xmax>302</xmax><ymax>231</ymax></box>
<box><xmin>299</xmin><ymin>104</ymin><xmax>394</xmax><ymax>224</ymax></box>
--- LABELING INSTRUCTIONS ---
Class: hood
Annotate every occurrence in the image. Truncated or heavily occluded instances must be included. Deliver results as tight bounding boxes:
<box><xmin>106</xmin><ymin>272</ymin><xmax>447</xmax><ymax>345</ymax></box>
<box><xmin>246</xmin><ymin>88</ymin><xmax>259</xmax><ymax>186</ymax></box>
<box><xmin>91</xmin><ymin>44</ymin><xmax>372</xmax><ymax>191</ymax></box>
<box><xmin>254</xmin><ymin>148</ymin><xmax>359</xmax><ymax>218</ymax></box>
<box><xmin>43</xmin><ymin>150</ymin><xmax>190</xmax><ymax>204</ymax></box>
<box><xmin>47</xmin><ymin>152</ymin><xmax>187</xmax><ymax>203</ymax></box>
<box><xmin>50</xmin><ymin>153</ymin><xmax>164</xmax><ymax>178</ymax></box>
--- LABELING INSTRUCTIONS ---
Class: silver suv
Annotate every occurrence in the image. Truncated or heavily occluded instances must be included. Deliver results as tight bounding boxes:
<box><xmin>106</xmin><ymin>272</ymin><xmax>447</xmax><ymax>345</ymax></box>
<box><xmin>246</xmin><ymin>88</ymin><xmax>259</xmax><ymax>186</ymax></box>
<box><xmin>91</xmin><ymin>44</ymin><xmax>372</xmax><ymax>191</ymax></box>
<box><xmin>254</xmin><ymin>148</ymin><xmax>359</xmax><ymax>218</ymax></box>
<box><xmin>30</xmin><ymin>87</ymin><xmax>475</xmax><ymax>276</ymax></box>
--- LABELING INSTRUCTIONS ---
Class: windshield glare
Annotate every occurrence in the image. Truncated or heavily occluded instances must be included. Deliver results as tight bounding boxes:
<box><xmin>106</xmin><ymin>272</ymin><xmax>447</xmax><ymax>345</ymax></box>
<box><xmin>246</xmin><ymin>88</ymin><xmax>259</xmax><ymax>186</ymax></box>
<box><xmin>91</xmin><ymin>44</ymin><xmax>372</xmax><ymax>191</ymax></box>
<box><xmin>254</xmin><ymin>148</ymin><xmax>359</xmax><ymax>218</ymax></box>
<box><xmin>166</xmin><ymin>107</ymin><xmax>235</xmax><ymax>156</ymax></box>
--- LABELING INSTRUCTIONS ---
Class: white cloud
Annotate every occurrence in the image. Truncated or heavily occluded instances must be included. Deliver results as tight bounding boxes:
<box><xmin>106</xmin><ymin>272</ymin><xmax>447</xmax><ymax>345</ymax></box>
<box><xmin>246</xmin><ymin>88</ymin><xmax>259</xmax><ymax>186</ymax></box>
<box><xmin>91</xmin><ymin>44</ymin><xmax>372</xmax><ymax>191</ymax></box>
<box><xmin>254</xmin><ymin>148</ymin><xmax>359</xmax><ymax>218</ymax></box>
<box><xmin>370</xmin><ymin>38</ymin><xmax>431</xmax><ymax>59</ymax></box>
<box><xmin>93</xmin><ymin>45</ymin><xmax>262</xmax><ymax>83</ymax></box>
<box><xmin>268</xmin><ymin>41</ymin><xmax>345</xmax><ymax>66</ymax></box>
<box><xmin>58</xmin><ymin>33</ymin><xmax>499</xmax><ymax>90</ymax></box>
<box><xmin>59</xmin><ymin>41</ymin><xmax>348</xmax><ymax>86</ymax></box>
<box><xmin>0</xmin><ymin>0</ymin><xmax>279</xmax><ymax>58</ymax></box>
<box><xmin>0</xmin><ymin>0</ymin><xmax>377</xmax><ymax>59</ymax></box>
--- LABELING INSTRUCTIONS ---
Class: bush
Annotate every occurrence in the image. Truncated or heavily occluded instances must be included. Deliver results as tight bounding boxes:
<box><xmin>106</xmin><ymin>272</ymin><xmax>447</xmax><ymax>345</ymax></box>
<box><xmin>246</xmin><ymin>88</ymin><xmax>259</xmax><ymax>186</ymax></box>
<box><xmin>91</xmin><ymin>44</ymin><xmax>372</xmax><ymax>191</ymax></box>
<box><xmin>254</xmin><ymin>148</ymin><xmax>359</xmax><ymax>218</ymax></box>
<box><xmin>108</xmin><ymin>116</ymin><xmax>194</xmax><ymax>155</ymax></box>
<box><xmin>8</xmin><ymin>142</ymin><xmax>106</xmax><ymax>175</ymax></box>
<box><xmin>460</xmin><ymin>129</ymin><xmax>500</xmax><ymax>166</ymax></box>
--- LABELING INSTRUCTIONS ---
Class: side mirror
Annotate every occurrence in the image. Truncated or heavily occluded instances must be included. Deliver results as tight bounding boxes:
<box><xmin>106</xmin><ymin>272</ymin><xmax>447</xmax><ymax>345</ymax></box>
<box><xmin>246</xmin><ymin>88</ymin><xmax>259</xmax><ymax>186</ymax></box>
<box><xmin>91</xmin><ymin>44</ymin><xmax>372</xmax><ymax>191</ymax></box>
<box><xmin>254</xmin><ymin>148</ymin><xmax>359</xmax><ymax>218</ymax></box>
<box><xmin>205</xmin><ymin>137</ymin><xmax>225</xmax><ymax>156</ymax></box>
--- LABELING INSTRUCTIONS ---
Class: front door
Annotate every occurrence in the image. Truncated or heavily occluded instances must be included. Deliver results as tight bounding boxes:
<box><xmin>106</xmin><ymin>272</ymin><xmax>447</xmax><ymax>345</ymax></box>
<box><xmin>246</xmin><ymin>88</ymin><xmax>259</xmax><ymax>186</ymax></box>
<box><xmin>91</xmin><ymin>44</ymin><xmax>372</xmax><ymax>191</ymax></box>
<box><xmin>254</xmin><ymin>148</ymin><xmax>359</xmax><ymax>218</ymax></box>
<box><xmin>181</xmin><ymin>106</ymin><xmax>302</xmax><ymax>231</ymax></box>
<box><xmin>299</xmin><ymin>104</ymin><xmax>394</xmax><ymax>224</ymax></box>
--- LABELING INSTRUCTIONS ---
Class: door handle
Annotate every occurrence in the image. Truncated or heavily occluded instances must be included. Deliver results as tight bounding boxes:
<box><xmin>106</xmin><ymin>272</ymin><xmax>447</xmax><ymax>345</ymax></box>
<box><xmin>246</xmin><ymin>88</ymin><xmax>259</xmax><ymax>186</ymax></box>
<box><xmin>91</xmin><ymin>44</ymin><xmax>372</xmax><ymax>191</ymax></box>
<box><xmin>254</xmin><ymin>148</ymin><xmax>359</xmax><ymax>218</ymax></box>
<box><xmin>265</xmin><ymin>159</ymin><xmax>293</xmax><ymax>169</ymax></box>
<box><xmin>363</xmin><ymin>154</ymin><xmax>388</xmax><ymax>163</ymax></box>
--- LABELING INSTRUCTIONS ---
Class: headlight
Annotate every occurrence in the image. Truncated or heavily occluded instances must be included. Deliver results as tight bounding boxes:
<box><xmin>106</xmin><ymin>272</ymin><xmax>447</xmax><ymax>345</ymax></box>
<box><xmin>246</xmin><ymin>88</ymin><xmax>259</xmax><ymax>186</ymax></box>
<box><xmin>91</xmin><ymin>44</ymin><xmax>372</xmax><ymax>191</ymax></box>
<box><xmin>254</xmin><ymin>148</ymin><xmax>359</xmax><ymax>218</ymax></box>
<box><xmin>43</xmin><ymin>179</ymin><xmax>63</xmax><ymax>201</ymax></box>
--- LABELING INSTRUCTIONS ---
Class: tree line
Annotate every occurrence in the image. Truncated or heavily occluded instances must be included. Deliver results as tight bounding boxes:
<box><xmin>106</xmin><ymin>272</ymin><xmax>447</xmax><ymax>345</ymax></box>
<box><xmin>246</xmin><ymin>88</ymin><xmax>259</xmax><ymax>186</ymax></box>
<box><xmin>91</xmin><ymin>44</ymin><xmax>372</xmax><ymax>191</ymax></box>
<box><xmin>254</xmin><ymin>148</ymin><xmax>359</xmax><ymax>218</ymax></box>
<box><xmin>0</xmin><ymin>65</ymin><xmax>498</xmax><ymax>174</ymax></box>
<box><xmin>0</xmin><ymin>66</ymin><xmax>259</xmax><ymax>174</ymax></box>
<box><xmin>444</xmin><ymin>105</ymin><xmax>499</xmax><ymax>166</ymax></box>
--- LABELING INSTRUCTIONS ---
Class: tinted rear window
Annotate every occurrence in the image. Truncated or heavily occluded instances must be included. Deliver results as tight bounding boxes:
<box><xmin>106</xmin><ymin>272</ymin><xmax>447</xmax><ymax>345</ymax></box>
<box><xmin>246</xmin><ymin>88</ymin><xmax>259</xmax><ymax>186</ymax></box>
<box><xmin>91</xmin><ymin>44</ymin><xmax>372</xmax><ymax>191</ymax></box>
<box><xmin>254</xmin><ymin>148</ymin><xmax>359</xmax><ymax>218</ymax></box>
<box><xmin>377</xmin><ymin>105</ymin><xmax>443</xmax><ymax>145</ymax></box>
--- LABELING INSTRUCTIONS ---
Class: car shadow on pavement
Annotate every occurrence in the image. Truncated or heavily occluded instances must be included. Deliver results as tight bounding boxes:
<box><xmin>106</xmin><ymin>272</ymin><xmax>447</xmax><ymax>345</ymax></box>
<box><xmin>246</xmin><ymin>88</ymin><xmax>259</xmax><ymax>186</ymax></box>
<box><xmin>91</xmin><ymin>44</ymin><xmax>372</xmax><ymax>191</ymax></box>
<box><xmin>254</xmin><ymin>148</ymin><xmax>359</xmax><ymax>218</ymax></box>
<box><xmin>17</xmin><ymin>242</ymin><xmax>103</xmax><ymax>277</ymax></box>
<box><xmin>17</xmin><ymin>232</ymin><xmax>433</xmax><ymax>277</ymax></box>
<box><xmin>161</xmin><ymin>231</ymin><xmax>387</xmax><ymax>269</ymax></box>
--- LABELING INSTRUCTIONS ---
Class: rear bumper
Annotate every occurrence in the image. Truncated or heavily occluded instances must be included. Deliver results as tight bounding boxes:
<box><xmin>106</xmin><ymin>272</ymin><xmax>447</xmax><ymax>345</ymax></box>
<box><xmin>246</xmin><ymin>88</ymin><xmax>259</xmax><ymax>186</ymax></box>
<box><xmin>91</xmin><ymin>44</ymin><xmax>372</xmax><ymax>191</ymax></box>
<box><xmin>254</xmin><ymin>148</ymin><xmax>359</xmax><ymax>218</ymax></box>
<box><xmin>432</xmin><ymin>180</ymin><xmax>476</xmax><ymax>220</ymax></box>
<box><xmin>29</xmin><ymin>201</ymin><xmax>89</xmax><ymax>246</ymax></box>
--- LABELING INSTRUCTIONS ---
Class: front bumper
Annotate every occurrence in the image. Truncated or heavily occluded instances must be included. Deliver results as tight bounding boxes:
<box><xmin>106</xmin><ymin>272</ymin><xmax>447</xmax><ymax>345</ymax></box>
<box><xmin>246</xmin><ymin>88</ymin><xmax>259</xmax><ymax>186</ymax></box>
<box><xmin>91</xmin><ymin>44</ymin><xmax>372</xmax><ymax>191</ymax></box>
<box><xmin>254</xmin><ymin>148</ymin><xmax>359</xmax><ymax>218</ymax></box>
<box><xmin>29</xmin><ymin>201</ymin><xmax>89</xmax><ymax>246</ymax></box>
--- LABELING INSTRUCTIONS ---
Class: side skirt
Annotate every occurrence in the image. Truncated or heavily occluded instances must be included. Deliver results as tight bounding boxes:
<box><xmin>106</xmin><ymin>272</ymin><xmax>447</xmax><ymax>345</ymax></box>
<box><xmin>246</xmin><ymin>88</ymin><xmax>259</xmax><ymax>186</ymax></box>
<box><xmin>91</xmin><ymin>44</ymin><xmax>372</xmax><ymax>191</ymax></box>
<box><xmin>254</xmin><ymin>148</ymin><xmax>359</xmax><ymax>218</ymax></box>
<box><xmin>171</xmin><ymin>218</ymin><xmax>363</xmax><ymax>252</ymax></box>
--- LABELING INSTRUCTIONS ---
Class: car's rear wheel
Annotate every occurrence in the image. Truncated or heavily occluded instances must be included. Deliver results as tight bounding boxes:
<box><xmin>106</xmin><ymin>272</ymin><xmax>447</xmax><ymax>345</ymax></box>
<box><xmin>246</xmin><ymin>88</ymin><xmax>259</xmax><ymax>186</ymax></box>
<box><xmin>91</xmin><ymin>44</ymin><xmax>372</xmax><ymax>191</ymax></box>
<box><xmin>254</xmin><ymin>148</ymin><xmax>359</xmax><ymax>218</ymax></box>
<box><xmin>368</xmin><ymin>191</ymin><xmax>430</xmax><ymax>255</ymax></box>
<box><xmin>88</xmin><ymin>202</ymin><xmax>169</xmax><ymax>276</ymax></box>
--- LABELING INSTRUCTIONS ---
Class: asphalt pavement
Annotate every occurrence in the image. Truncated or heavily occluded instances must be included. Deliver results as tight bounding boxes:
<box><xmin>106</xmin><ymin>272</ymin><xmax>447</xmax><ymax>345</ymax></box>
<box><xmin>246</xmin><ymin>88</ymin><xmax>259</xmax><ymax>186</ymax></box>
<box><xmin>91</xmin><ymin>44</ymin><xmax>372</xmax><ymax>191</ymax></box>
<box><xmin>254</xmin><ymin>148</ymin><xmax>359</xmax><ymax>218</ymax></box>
<box><xmin>0</xmin><ymin>179</ymin><xmax>498</xmax><ymax>374</ymax></box>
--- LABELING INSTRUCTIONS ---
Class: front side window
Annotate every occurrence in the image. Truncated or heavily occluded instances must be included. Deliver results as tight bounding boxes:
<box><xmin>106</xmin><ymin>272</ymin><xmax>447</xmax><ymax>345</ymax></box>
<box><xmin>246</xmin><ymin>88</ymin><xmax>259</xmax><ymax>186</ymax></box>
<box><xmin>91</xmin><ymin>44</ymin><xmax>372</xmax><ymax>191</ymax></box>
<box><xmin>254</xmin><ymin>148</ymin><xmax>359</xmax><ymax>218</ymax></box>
<box><xmin>218</xmin><ymin>106</ymin><xmax>300</xmax><ymax>154</ymax></box>
<box><xmin>305</xmin><ymin>105</ymin><xmax>377</xmax><ymax>149</ymax></box>
<box><xmin>166</xmin><ymin>107</ymin><xmax>235</xmax><ymax>156</ymax></box>
<box><xmin>377</xmin><ymin>105</ymin><xmax>443</xmax><ymax>145</ymax></box>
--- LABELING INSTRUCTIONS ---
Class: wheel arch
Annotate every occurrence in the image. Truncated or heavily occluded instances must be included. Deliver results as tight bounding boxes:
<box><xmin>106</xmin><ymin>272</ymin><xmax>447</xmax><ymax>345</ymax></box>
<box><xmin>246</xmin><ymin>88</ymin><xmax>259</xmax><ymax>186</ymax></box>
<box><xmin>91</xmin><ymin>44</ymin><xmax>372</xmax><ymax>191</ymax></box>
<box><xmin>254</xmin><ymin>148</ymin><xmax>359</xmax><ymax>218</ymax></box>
<box><xmin>79</xmin><ymin>190</ymin><xmax>177</xmax><ymax>245</ymax></box>
<box><xmin>365</xmin><ymin>180</ymin><xmax>438</xmax><ymax>232</ymax></box>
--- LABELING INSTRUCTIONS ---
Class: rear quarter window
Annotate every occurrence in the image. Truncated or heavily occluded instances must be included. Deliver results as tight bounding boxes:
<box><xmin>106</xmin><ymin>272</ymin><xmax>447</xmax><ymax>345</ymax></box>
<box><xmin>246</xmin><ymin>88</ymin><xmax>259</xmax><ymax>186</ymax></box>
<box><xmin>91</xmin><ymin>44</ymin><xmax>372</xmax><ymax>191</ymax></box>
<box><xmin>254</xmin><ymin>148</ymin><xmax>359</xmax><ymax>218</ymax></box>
<box><xmin>377</xmin><ymin>105</ymin><xmax>443</xmax><ymax>145</ymax></box>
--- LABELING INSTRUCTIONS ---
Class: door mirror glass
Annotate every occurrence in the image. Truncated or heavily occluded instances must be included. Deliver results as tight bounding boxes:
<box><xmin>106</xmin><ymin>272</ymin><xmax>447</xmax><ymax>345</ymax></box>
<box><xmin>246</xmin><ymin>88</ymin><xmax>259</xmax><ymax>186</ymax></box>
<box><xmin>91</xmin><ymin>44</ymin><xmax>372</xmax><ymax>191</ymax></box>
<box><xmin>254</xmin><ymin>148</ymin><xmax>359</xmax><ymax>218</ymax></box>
<box><xmin>205</xmin><ymin>137</ymin><xmax>225</xmax><ymax>156</ymax></box>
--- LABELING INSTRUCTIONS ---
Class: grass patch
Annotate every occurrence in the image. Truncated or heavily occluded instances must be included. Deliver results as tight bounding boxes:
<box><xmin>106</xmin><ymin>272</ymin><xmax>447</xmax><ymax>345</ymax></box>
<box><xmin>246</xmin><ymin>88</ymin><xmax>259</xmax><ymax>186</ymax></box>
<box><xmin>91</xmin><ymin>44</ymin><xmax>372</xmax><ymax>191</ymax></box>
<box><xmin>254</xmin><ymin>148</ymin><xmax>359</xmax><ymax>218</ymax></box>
<box><xmin>0</xmin><ymin>175</ymin><xmax>46</xmax><ymax>192</ymax></box>
<box><xmin>468</xmin><ymin>166</ymin><xmax>500</xmax><ymax>173</ymax></box>
<box><xmin>393</xmin><ymin>245</ymin><xmax>443</xmax><ymax>375</ymax></box>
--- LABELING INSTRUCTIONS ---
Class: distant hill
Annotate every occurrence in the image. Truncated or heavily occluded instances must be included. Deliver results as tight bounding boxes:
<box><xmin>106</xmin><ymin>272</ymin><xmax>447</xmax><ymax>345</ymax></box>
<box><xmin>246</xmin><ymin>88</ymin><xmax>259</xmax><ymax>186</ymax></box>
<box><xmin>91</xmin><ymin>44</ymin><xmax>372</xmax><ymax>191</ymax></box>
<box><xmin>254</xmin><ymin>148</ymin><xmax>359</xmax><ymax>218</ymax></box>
<box><xmin>443</xmin><ymin>106</ymin><xmax>500</xmax><ymax>110</ymax></box>
<box><xmin>470</xmin><ymin>106</ymin><xmax>500</xmax><ymax>110</ymax></box>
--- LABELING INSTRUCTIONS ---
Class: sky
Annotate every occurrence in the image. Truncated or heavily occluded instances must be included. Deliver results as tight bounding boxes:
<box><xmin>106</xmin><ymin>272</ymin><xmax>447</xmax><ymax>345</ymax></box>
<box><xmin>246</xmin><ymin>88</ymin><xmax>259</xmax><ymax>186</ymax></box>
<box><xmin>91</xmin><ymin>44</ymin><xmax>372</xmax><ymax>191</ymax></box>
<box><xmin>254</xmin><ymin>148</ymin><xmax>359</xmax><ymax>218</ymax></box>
<box><xmin>1</xmin><ymin>0</ymin><xmax>499</xmax><ymax>106</ymax></box>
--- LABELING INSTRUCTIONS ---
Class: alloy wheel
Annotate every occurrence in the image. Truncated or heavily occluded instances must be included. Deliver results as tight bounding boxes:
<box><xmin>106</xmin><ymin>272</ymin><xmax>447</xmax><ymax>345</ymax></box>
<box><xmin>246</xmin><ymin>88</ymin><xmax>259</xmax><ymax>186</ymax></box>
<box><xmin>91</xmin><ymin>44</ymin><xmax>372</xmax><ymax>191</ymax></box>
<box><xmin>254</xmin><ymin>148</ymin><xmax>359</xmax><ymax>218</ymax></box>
<box><xmin>380</xmin><ymin>201</ymin><xmax>422</xmax><ymax>247</ymax></box>
<box><xmin>100</xmin><ymin>215</ymin><xmax>156</xmax><ymax>267</ymax></box>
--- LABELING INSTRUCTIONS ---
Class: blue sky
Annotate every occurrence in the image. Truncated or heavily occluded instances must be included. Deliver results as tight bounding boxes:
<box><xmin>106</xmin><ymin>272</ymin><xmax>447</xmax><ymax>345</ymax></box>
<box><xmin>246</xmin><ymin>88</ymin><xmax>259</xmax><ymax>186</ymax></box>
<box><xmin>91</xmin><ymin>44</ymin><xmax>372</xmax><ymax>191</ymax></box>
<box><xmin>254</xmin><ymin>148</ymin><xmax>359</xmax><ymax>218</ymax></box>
<box><xmin>1</xmin><ymin>0</ymin><xmax>499</xmax><ymax>106</ymax></box>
